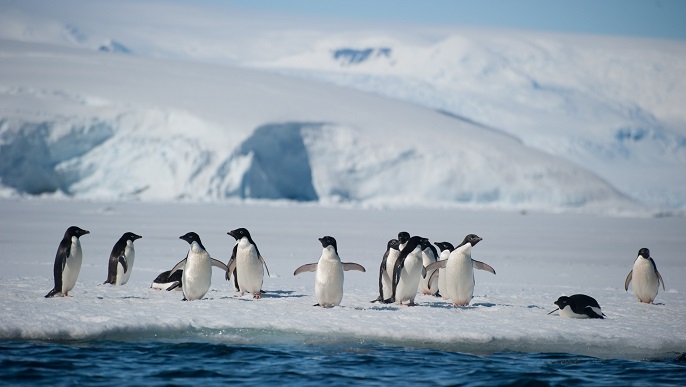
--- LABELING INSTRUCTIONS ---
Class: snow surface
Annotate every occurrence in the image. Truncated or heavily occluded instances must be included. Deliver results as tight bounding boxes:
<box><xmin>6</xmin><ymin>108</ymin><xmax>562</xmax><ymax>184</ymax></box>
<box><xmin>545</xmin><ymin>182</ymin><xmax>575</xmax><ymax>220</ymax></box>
<box><xmin>0</xmin><ymin>0</ymin><xmax>685</xmax><ymax>214</ymax></box>
<box><xmin>1</xmin><ymin>199</ymin><xmax>684</xmax><ymax>360</ymax></box>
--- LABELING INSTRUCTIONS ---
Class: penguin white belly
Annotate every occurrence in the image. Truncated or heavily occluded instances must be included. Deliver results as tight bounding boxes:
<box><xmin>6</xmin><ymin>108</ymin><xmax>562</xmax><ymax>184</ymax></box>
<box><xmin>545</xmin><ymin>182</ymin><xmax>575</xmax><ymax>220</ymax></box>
<box><xmin>237</xmin><ymin>246</ymin><xmax>263</xmax><ymax>294</ymax></box>
<box><xmin>438</xmin><ymin>264</ymin><xmax>448</xmax><ymax>299</ymax></box>
<box><xmin>395</xmin><ymin>254</ymin><xmax>423</xmax><ymax>304</ymax></box>
<box><xmin>382</xmin><ymin>250</ymin><xmax>400</xmax><ymax>300</ymax></box>
<box><xmin>420</xmin><ymin>252</ymin><xmax>438</xmax><ymax>295</ymax></box>
<box><xmin>558</xmin><ymin>305</ymin><xmax>601</xmax><ymax>319</ymax></box>
<box><xmin>117</xmin><ymin>244</ymin><xmax>135</xmax><ymax>285</ymax></box>
<box><xmin>62</xmin><ymin>238</ymin><xmax>83</xmax><ymax>294</ymax></box>
<box><xmin>632</xmin><ymin>259</ymin><xmax>659</xmax><ymax>303</ymax></box>
<box><xmin>315</xmin><ymin>257</ymin><xmax>344</xmax><ymax>307</ymax></box>
<box><xmin>445</xmin><ymin>253</ymin><xmax>475</xmax><ymax>306</ymax></box>
<box><xmin>182</xmin><ymin>251</ymin><xmax>212</xmax><ymax>301</ymax></box>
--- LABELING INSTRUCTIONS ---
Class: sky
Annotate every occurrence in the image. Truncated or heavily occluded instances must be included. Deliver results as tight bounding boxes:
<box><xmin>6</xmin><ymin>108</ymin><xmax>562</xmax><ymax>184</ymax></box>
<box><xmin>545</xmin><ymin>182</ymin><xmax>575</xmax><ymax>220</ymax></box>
<box><xmin>225</xmin><ymin>0</ymin><xmax>686</xmax><ymax>40</ymax></box>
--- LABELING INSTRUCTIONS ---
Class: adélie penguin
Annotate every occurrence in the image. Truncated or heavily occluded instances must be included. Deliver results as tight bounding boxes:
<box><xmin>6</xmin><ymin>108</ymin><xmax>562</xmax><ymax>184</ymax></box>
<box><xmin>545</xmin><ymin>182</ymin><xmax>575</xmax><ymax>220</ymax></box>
<box><xmin>151</xmin><ymin>269</ymin><xmax>183</xmax><ymax>291</ymax></box>
<box><xmin>104</xmin><ymin>232</ymin><xmax>142</xmax><ymax>285</ymax></box>
<box><xmin>423</xmin><ymin>234</ymin><xmax>495</xmax><ymax>307</ymax></box>
<box><xmin>371</xmin><ymin>238</ymin><xmax>400</xmax><ymax>303</ymax></box>
<box><xmin>419</xmin><ymin>238</ymin><xmax>440</xmax><ymax>296</ymax></box>
<box><xmin>548</xmin><ymin>294</ymin><xmax>605</xmax><ymax>319</ymax></box>
<box><xmin>45</xmin><ymin>226</ymin><xmax>90</xmax><ymax>298</ymax></box>
<box><xmin>433</xmin><ymin>241</ymin><xmax>455</xmax><ymax>300</ymax></box>
<box><xmin>294</xmin><ymin>236</ymin><xmax>366</xmax><ymax>307</ymax></box>
<box><xmin>226</xmin><ymin>227</ymin><xmax>270</xmax><ymax>299</ymax></box>
<box><xmin>624</xmin><ymin>247</ymin><xmax>665</xmax><ymax>303</ymax></box>
<box><xmin>170</xmin><ymin>232</ymin><xmax>228</xmax><ymax>301</ymax></box>
<box><xmin>391</xmin><ymin>235</ymin><xmax>426</xmax><ymax>306</ymax></box>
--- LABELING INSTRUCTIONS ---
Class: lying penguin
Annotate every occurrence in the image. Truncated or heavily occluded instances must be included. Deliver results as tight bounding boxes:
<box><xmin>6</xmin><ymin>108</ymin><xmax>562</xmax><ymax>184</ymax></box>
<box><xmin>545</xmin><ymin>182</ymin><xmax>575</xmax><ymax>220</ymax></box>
<box><xmin>548</xmin><ymin>294</ymin><xmax>605</xmax><ymax>319</ymax></box>
<box><xmin>151</xmin><ymin>269</ymin><xmax>183</xmax><ymax>291</ymax></box>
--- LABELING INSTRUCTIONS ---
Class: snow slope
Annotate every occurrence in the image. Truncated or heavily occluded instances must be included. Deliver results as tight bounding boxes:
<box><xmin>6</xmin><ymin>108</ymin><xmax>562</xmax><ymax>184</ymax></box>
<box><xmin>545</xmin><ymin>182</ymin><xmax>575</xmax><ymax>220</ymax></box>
<box><xmin>1</xmin><ymin>199</ymin><xmax>684</xmax><ymax>360</ymax></box>
<box><xmin>0</xmin><ymin>39</ymin><xmax>642</xmax><ymax>214</ymax></box>
<box><xmin>0</xmin><ymin>0</ymin><xmax>685</xmax><ymax>214</ymax></box>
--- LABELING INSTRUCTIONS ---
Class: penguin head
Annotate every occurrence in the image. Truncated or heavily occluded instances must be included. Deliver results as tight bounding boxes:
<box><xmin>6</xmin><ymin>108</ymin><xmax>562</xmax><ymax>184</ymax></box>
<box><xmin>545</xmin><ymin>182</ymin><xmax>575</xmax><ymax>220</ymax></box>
<box><xmin>179</xmin><ymin>232</ymin><xmax>201</xmax><ymax>245</ymax></box>
<box><xmin>419</xmin><ymin>237</ymin><xmax>432</xmax><ymax>249</ymax></box>
<box><xmin>459</xmin><ymin>234</ymin><xmax>482</xmax><ymax>247</ymax></box>
<box><xmin>228</xmin><ymin>227</ymin><xmax>252</xmax><ymax>241</ymax></box>
<box><xmin>122</xmin><ymin>232</ymin><xmax>142</xmax><ymax>242</ymax></box>
<box><xmin>435</xmin><ymin>241</ymin><xmax>455</xmax><ymax>252</ymax></box>
<box><xmin>319</xmin><ymin>236</ymin><xmax>338</xmax><ymax>254</ymax></box>
<box><xmin>397</xmin><ymin>231</ymin><xmax>410</xmax><ymax>245</ymax></box>
<box><xmin>637</xmin><ymin>248</ymin><xmax>650</xmax><ymax>259</ymax></box>
<box><xmin>554</xmin><ymin>296</ymin><xmax>571</xmax><ymax>309</ymax></box>
<box><xmin>387</xmin><ymin>239</ymin><xmax>400</xmax><ymax>251</ymax></box>
<box><xmin>65</xmin><ymin>226</ymin><xmax>90</xmax><ymax>239</ymax></box>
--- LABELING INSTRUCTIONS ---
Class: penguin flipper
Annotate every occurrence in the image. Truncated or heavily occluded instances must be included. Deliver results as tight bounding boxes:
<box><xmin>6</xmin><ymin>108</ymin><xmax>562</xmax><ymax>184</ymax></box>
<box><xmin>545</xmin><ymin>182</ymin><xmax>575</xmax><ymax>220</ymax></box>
<box><xmin>294</xmin><ymin>263</ymin><xmax>318</xmax><ymax>276</ymax></box>
<box><xmin>225</xmin><ymin>257</ymin><xmax>235</xmax><ymax>281</ymax></box>
<box><xmin>259</xmin><ymin>255</ymin><xmax>271</xmax><ymax>277</ymax></box>
<box><xmin>422</xmin><ymin>260</ymin><xmax>446</xmax><ymax>278</ymax></box>
<box><xmin>472</xmin><ymin>260</ymin><xmax>496</xmax><ymax>275</ymax></box>
<box><xmin>118</xmin><ymin>256</ymin><xmax>128</xmax><ymax>274</ymax></box>
<box><xmin>342</xmin><ymin>263</ymin><xmax>366</xmax><ymax>272</ymax></box>
<box><xmin>657</xmin><ymin>270</ymin><xmax>666</xmax><ymax>291</ymax></box>
<box><xmin>210</xmin><ymin>258</ymin><xmax>229</xmax><ymax>272</ymax></box>
<box><xmin>166</xmin><ymin>281</ymin><xmax>181</xmax><ymax>291</ymax></box>
<box><xmin>624</xmin><ymin>270</ymin><xmax>633</xmax><ymax>291</ymax></box>
<box><xmin>585</xmin><ymin>306</ymin><xmax>604</xmax><ymax>319</ymax></box>
<box><xmin>428</xmin><ymin>269</ymin><xmax>439</xmax><ymax>287</ymax></box>
<box><xmin>169</xmin><ymin>258</ymin><xmax>187</xmax><ymax>276</ymax></box>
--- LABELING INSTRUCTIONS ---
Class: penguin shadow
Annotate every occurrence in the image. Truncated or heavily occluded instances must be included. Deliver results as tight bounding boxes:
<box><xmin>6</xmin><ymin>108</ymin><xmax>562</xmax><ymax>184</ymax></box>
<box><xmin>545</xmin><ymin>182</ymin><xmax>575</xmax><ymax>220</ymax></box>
<box><xmin>367</xmin><ymin>305</ymin><xmax>401</xmax><ymax>311</ymax></box>
<box><xmin>259</xmin><ymin>290</ymin><xmax>306</xmax><ymax>299</ymax></box>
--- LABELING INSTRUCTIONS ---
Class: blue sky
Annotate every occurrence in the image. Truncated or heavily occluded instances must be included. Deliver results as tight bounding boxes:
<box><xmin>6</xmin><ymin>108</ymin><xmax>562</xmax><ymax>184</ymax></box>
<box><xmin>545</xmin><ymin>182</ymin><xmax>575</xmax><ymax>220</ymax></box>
<box><xmin>226</xmin><ymin>0</ymin><xmax>686</xmax><ymax>40</ymax></box>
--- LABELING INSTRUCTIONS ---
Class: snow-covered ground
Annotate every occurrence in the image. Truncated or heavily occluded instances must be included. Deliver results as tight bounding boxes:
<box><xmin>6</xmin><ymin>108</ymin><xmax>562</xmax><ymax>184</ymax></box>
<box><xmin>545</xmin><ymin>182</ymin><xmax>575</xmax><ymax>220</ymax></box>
<box><xmin>1</xmin><ymin>0</ymin><xmax>685</xmax><ymax>214</ymax></box>
<box><xmin>1</xmin><ymin>199</ymin><xmax>684</xmax><ymax>360</ymax></box>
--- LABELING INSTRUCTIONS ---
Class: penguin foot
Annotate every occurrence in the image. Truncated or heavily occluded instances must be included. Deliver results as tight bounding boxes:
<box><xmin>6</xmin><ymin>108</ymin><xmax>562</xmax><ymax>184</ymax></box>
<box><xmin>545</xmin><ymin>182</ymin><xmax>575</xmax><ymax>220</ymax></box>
<box><xmin>253</xmin><ymin>294</ymin><xmax>261</xmax><ymax>299</ymax></box>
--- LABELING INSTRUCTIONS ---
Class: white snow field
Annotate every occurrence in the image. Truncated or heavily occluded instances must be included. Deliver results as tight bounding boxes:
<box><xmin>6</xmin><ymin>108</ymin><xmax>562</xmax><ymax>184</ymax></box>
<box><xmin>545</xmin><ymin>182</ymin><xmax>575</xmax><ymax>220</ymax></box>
<box><xmin>1</xmin><ymin>0</ymin><xmax>685</xmax><ymax>214</ymax></box>
<box><xmin>0</xmin><ymin>199</ymin><xmax>684</xmax><ymax>360</ymax></box>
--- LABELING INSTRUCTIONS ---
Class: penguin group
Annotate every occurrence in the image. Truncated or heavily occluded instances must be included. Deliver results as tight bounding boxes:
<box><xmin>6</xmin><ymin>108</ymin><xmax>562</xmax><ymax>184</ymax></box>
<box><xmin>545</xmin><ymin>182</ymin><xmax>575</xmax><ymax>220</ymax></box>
<box><xmin>45</xmin><ymin>226</ymin><xmax>668</xmax><ymax>316</ymax></box>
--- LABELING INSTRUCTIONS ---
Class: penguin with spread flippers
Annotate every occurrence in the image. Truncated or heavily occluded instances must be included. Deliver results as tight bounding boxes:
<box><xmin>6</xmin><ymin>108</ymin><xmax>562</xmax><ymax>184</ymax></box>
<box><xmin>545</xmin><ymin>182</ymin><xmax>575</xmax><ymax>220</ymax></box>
<box><xmin>294</xmin><ymin>236</ymin><xmax>365</xmax><ymax>307</ymax></box>
<box><xmin>104</xmin><ymin>232</ymin><xmax>142</xmax><ymax>285</ymax></box>
<box><xmin>170</xmin><ymin>232</ymin><xmax>228</xmax><ymax>301</ymax></box>
<box><xmin>625</xmin><ymin>248</ymin><xmax>665</xmax><ymax>303</ymax></box>
<box><xmin>46</xmin><ymin>226</ymin><xmax>90</xmax><ymax>298</ymax></box>
<box><xmin>423</xmin><ymin>234</ymin><xmax>495</xmax><ymax>307</ymax></box>
<box><xmin>226</xmin><ymin>228</ymin><xmax>270</xmax><ymax>299</ymax></box>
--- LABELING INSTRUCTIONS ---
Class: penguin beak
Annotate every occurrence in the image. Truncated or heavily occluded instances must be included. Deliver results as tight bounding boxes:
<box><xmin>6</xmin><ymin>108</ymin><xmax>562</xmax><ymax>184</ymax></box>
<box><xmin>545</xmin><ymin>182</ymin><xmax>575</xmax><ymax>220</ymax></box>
<box><xmin>228</xmin><ymin>230</ymin><xmax>238</xmax><ymax>239</ymax></box>
<box><xmin>547</xmin><ymin>308</ymin><xmax>560</xmax><ymax>315</ymax></box>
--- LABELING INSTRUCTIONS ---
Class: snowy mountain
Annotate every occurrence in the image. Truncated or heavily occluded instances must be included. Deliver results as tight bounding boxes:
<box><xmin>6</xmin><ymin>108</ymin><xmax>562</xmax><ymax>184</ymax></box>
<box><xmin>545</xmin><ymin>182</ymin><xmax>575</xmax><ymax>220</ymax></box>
<box><xmin>0</xmin><ymin>0</ymin><xmax>684</xmax><ymax>215</ymax></box>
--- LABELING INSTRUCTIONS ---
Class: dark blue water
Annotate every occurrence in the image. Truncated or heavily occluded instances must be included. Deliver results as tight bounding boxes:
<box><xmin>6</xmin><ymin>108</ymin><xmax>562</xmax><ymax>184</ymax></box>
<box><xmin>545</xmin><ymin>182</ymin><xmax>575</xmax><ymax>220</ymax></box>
<box><xmin>1</xmin><ymin>340</ymin><xmax>685</xmax><ymax>386</ymax></box>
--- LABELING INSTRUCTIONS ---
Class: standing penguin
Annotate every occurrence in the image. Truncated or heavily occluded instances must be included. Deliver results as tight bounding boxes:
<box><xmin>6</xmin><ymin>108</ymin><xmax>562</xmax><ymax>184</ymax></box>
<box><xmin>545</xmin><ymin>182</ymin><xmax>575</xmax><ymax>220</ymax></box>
<box><xmin>104</xmin><ymin>232</ymin><xmax>142</xmax><ymax>285</ymax></box>
<box><xmin>391</xmin><ymin>236</ymin><xmax>425</xmax><ymax>306</ymax></box>
<box><xmin>170</xmin><ymin>232</ymin><xmax>228</xmax><ymax>301</ymax></box>
<box><xmin>419</xmin><ymin>238</ymin><xmax>440</xmax><ymax>296</ymax></box>
<box><xmin>294</xmin><ymin>236</ymin><xmax>366</xmax><ymax>307</ymax></box>
<box><xmin>371</xmin><ymin>239</ymin><xmax>400</xmax><ymax>303</ymax></box>
<box><xmin>423</xmin><ymin>234</ymin><xmax>495</xmax><ymax>307</ymax></box>
<box><xmin>226</xmin><ymin>228</ymin><xmax>270</xmax><ymax>299</ymax></box>
<box><xmin>433</xmin><ymin>241</ymin><xmax>454</xmax><ymax>300</ymax></box>
<box><xmin>45</xmin><ymin>226</ymin><xmax>90</xmax><ymax>298</ymax></box>
<box><xmin>548</xmin><ymin>294</ymin><xmax>605</xmax><ymax>319</ymax></box>
<box><xmin>625</xmin><ymin>248</ymin><xmax>665</xmax><ymax>303</ymax></box>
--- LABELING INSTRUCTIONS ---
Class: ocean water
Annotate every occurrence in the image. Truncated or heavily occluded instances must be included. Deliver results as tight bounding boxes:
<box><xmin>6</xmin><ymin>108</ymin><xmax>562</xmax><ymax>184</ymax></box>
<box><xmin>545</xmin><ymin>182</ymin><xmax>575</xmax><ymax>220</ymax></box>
<box><xmin>2</xmin><ymin>340</ymin><xmax>685</xmax><ymax>386</ymax></box>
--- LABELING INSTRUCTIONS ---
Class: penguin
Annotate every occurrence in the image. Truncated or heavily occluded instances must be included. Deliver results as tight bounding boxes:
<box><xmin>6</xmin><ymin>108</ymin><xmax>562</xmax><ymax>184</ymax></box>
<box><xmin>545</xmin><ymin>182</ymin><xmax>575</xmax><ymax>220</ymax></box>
<box><xmin>226</xmin><ymin>228</ymin><xmax>270</xmax><ymax>299</ymax></box>
<box><xmin>423</xmin><ymin>234</ymin><xmax>495</xmax><ymax>307</ymax></box>
<box><xmin>371</xmin><ymin>239</ymin><xmax>400</xmax><ymax>303</ymax></box>
<box><xmin>397</xmin><ymin>231</ymin><xmax>411</xmax><ymax>251</ymax></box>
<box><xmin>548</xmin><ymin>294</ymin><xmax>605</xmax><ymax>319</ymax></box>
<box><xmin>45</xmin><ymin>226</ymin><xmax>90</xmax><ymax>298</ymax></box>
<box><xmin>419</xmin><ymin>238</ymin><xmax>440</xmax><ymax>296</ymax></box>
<box><xmin>391</xmin><ymin>235</ymin><xmax>425</xmax><ymax>306</ymax></box>
<box><xmin>104</xmin><ymin>232</ymin><xmax>142</xmax><ymax>285</ymax></box>
<box><xmin>151</xmin><ymin>269</ymin><xmax>183</xmax><ymax>291</ymax></box>
<box><xmin>624</xmin><ymin>247</ymin><xmax>665</xmax><ymax>303</ymax></box>
<box><xmin>169</xmin><ymin>232</ymin><xmax>228</xmax><ymax>301</ymax></box>
<box><xmin>294</xmin><ymin>236</ymin><xmax>366</xmax><ymax>308</ymax></box>
<box><xmin>433</xmin><ymin>241</ymin><xmax>454</xmax><ymax>300</ymax></box>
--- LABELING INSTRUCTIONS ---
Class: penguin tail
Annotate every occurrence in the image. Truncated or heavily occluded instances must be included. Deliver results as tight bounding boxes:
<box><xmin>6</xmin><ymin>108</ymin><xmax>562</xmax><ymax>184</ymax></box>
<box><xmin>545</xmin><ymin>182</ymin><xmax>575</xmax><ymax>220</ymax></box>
<box><xmin>382</xmin><ymin>297</ymin><xmax>394</xmax><ymax>304</ymax></box>
<box><xmin>45</xmin><ymin>288</ymin><xmax>59</xmax><ymax>298</ymax></box>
